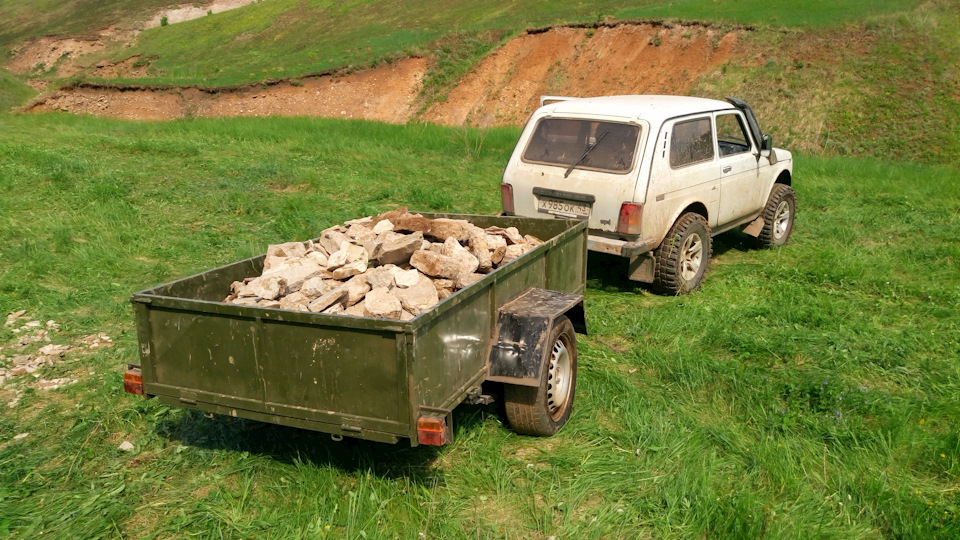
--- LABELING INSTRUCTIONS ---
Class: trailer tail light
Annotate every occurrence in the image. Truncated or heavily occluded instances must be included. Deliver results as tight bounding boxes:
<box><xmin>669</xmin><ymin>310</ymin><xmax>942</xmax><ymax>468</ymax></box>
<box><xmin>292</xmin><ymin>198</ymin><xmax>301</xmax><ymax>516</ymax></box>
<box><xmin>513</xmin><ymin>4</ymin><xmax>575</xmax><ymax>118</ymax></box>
<box><xmin>124</xmin><ymin>366</ymin><xmax>144</xmax><ymax>395</ymax></box>
<box><xmin>417</xmin><ymin>415</ymin><xmax>448</xmax><ymax>446</ymax></box>
<box><xmin>500</xmin><ymin>183</ymin><xmax>515</xmax><ymax>215</ymax></box>
<box><xmin>617</xmin><ymin>202</ymin><xmax>642</xmax><ymax>235</ymax></box>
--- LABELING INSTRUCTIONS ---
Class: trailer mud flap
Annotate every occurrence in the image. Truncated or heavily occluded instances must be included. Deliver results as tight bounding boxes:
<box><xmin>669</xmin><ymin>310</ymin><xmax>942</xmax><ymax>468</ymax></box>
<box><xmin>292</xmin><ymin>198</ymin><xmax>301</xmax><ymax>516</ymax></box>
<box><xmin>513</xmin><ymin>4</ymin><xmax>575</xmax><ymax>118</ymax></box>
<box><xmin>486</xmin><ymin>288</ymin><xmax>584</xmax><ymax>387</ymax></box>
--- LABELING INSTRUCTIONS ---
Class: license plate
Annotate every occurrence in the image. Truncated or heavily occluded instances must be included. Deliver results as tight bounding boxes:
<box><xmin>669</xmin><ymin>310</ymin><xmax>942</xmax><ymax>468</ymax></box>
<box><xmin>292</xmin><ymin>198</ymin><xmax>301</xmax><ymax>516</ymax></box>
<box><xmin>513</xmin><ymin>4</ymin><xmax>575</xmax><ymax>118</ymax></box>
<box><xmin>537</xmin><ymin>197</ymin><xmax>591</xmax><ymax>218</ymax></box>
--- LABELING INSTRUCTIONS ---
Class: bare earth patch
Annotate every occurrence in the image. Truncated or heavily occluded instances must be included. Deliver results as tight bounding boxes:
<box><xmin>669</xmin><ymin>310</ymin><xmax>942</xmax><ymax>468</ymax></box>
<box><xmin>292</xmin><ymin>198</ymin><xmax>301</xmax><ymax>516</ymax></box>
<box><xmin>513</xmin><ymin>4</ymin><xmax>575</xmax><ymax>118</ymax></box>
<box><xmin>24</xmin><ymin>23</ymin><xmax>738</xmax><ymax>127</ymax></box>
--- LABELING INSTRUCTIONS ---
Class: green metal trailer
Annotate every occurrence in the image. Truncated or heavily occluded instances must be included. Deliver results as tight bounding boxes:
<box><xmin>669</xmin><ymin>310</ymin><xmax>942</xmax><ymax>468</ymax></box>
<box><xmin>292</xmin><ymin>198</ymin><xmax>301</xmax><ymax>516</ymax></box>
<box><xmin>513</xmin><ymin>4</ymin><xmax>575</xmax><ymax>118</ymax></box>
<box><xmin>126</xmin><ymin>214</ymin><xmax>588</xmax><ymax>446</ymax></box>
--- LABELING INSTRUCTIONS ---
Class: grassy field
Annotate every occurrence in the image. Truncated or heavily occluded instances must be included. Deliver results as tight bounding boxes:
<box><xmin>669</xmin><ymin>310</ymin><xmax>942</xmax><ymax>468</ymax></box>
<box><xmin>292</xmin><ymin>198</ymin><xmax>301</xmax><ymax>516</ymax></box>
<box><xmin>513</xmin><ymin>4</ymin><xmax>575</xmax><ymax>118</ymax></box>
<box><xmin>1</xmin><ymin>112</ymin><xmax>958</xmax><ymax>538</ymax></box>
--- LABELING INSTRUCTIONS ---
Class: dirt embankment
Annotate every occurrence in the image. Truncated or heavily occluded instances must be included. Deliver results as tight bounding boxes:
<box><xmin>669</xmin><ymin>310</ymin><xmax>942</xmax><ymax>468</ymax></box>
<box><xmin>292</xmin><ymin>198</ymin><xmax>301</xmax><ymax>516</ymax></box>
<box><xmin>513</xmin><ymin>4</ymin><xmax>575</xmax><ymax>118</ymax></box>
<box><xmin>24</xmin><ymin>22</ymin><xmax>738</xmax><ymax>126</ymax></box>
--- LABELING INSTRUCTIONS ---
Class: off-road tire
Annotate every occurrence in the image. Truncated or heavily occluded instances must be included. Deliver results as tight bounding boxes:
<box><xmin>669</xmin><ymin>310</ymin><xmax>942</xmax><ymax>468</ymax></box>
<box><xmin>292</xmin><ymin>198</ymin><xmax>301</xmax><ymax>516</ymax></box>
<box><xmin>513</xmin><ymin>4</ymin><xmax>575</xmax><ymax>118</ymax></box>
<box><xmin>504</xmin><ymin>317</ymin><xmax>577</xmax><ymax>437</ymax></box>
<box><xmin>653</xmin><ymin>213</ymin><xmax>712</xmax><ymax>295</ymax></box>
<box><xmin>757</xmin><ymin>184</ymin><xmax>796</xmax><ymax>248</ymax></box>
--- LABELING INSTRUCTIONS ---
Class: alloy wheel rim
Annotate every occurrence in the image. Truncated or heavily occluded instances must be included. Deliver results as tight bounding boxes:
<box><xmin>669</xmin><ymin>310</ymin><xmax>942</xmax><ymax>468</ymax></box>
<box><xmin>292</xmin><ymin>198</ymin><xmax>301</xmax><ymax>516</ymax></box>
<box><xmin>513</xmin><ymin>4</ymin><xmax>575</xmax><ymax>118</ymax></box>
<box><xmin>679</xmin><ymin>233</ymin><xmax>703</xmax><ymax>282</ymax></box>
<box><xmin>773</xmin><ymin>201</ymin><xmax>791</xmax><ymax>240</ymax></box>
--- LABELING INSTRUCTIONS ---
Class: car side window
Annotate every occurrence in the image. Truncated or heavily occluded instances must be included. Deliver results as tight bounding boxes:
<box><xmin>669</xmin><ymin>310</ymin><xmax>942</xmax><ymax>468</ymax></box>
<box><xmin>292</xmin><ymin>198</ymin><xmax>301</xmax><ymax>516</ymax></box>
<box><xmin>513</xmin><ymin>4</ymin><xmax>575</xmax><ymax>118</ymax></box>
<box><xmin>670</xmin><ymin>117</ymin><xmax>714</xmax><ymax>168</ymax></box>
<box><xmin>716</xmin><ymin>113</ymin><xmax>751</xmax><ymax>157</ymax></box>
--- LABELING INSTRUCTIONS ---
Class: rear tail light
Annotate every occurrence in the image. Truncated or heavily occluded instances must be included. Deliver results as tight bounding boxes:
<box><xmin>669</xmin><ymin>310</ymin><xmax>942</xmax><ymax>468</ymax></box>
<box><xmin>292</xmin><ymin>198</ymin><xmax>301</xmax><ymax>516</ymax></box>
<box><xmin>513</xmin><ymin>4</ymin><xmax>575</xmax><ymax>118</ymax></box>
<box><xmin>417</xmin><ymin>415</ymin><xmax>449</xmax><ymax>446</ymax></box>
<box><xmin>500</xmin><ymin>183</ymin><xmax>515</xmax><ymax>215</ymax></box>
<box><xmin>617</xmin><ymin>202</ymin><xmax>643</xmax><ymax>235</ymax></box>
<box><xmin>124</xmin><ymin>365</ymin><xmax>144</xmax><ymax>395</ymax></box>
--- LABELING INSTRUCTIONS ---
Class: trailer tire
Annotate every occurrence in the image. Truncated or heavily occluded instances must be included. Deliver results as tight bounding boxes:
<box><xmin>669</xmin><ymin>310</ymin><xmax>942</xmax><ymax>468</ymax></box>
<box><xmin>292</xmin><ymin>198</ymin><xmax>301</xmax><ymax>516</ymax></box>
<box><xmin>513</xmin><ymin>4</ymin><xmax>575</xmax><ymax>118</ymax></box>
<box><xmin>504</xmin><ymin>316</ymin><xmax>577</xmax><ymax>436</ymax></box>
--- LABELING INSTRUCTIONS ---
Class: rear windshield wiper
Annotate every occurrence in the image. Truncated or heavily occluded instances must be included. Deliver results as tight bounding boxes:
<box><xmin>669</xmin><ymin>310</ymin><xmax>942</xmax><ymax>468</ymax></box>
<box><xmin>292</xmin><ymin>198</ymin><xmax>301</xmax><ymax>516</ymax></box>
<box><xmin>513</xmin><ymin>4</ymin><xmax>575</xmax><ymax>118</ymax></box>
<box><xmin>564</xmin><ymin>130</ymin><xmax>609</xmax><ymax>178</ymax></box>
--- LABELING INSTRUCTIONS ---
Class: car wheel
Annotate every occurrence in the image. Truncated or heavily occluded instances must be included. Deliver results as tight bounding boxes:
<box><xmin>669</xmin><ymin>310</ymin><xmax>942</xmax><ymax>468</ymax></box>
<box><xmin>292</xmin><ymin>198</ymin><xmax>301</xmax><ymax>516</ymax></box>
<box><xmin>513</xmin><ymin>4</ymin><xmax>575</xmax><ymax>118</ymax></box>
<box><xmin>504</xmin><ymin>316</ymin><xmax>577</xmax><ymax>437</ymax></box>
<box><xmin>758</xmin><ymin>184</ymin><xmax>796</xmax><ymax>248</ymax></box>
<box><xmin>654</xmin><ymin>212</ymin><xmax>712</xmax><ymax>295</ymax></box>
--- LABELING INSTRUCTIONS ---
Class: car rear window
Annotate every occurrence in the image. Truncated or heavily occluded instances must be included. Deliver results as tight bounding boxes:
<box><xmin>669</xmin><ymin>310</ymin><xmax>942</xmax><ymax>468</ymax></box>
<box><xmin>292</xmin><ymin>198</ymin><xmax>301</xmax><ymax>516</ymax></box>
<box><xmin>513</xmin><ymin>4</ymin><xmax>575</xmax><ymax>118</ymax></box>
<box><xmin>522</xmin><ymin>119</ymin><xmax>640</xmax><ymax>173</ymax></box>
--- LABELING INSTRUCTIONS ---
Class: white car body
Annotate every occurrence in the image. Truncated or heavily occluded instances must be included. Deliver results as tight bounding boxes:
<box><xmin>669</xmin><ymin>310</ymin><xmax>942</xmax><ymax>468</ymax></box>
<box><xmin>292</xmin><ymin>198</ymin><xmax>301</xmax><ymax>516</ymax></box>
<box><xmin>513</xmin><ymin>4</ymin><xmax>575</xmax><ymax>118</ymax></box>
<box><xmin>501</xmin><ymin>95</ymin><xmax>794</xmax><ymax>288</ymax></box>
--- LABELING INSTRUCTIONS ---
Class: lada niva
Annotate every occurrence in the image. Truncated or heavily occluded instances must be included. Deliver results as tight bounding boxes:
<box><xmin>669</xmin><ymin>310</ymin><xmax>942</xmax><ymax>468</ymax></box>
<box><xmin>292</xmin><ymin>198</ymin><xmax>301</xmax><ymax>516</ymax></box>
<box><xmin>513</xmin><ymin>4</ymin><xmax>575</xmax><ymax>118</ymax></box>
<box><xmin>500</xmin><ymin>95</ymin><xmax>795</xmax><ymax>294</ymax></box>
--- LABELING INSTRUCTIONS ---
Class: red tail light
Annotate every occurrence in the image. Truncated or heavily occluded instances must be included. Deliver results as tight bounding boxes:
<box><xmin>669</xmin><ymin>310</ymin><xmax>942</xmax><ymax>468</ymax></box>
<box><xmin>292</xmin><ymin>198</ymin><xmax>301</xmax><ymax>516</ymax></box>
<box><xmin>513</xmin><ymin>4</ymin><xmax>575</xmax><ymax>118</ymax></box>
<box><xmin>500</xmin><ymin>183</ymin><xmax>515</xmax><ymax>215</ymax></box>
<box><xmin>417</xmin><ymin>415</ymin><xmax>449</xmax><ymax>446</ymax></box>
<box><xmin>124</xmin><ymin>366</ymin><xmax>144</xmax><ymax>395</ymax></box>
<box><xmin>617</xmin><ymin>203</ymin><xmax>642</xmax><ymax>235</ymax></box>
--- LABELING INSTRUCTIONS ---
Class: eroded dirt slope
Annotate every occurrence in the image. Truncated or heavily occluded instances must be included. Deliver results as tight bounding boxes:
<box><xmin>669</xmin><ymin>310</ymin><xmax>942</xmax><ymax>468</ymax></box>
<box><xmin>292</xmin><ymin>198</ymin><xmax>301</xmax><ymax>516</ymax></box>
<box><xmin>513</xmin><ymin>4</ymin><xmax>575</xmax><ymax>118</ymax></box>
<box><xmin>24</xmin><ymin>23</ymin><xmax>738</xmax><ymax>126</ymax></box>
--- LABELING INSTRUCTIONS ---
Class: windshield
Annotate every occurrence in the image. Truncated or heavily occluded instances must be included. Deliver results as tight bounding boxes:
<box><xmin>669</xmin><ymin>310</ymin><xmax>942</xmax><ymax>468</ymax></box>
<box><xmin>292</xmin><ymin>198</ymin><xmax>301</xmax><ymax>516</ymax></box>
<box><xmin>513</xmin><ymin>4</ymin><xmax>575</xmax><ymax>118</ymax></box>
<box><xmin>522</xmin><ymin>118</ymin><xmax>641</xmax><ymax>174</ymax></box>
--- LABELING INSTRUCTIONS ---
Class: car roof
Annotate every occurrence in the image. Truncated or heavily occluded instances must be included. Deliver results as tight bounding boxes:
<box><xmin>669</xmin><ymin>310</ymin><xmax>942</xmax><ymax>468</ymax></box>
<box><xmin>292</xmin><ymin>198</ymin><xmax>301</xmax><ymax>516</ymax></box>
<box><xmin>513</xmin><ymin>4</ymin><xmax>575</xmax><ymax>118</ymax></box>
<box><xmin>538</xmin><ymin>95</ymin><xmax>736</xmax><ymax>125</ymax></box>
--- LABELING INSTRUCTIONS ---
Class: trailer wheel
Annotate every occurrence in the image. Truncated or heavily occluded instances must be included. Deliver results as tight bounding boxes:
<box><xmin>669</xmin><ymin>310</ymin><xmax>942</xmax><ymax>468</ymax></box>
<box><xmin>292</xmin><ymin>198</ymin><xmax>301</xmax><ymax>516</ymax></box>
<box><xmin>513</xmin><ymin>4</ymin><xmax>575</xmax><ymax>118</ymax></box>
<box><xmin>504</xmin><ymin>316</ymin><xmax>577</xmax><ymax>436</ymax></box>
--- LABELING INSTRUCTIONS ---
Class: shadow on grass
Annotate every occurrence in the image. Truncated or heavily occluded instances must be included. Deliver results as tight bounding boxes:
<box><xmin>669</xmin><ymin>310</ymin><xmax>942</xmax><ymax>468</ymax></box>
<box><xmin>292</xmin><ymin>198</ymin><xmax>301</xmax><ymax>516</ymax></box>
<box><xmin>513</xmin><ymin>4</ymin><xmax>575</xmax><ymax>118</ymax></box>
<box><xmin>586</xmin><ymin>231</ymin><xmax>760</xmax><ymax>293</ymax></box>
<box><xmin>713</xmin><ymin>230</ymin><xmax>758</xmax><ymax>256</ymax></box>
<box><xmin>585</xmin><ymin>251</ymin><xmax>648</xmax><ymax>294</ymax></box>
<box><xmin>153</xmin><ymin>401</ymin><xmax>499</xmax><ymax>484</ymax></box>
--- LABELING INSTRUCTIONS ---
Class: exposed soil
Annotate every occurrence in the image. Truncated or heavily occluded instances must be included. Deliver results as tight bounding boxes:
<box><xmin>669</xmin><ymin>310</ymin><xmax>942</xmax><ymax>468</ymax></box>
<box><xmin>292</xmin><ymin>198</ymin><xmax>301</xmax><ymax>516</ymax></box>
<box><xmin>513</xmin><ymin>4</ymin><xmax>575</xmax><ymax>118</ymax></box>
<box><xmin>425</xmin><ymin>23</ymin><xmax>737</xmax><ymax>126</ymax></box>
<box><xmin>30</xmin><ymin>57</ymin><xmax>428</xmax><ymax>122</ymax></box>
<box><xmin>23</xmin><ymin>23</ymin><xmax>739</xmax><ymax>127</ymax></box>
<box><xmin>6</xmin><ymin>0</ymin><xmax>253</xmax><ymax>86</ymax></box>
<box><xmin>144</xmin><ymin>0</ymin><xmax>261</xmax><ymax>29</ymax></box>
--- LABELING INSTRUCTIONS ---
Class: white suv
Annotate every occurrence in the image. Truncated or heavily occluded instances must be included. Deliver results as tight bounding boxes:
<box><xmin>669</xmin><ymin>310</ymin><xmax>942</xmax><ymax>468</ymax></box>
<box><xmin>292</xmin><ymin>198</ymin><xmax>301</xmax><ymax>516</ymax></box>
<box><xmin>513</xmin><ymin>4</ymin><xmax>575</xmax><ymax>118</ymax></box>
<box><xmin>500</xmin><ymin>95</ymin><xmax>795</xmax><ymax>294</ymax></box>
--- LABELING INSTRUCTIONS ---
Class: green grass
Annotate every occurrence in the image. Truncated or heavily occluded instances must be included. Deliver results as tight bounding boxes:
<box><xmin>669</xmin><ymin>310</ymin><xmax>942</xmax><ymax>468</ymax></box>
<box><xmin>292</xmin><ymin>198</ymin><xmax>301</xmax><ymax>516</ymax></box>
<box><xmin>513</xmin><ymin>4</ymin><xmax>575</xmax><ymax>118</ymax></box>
<box><xmin>0</xmin><ymin>67</ymin><xmax>34</xmax><ymax>110</ymax></box>
<box><xmin>1</xmin><ymin>112</ymin><xmax>958</xmax><ymax>538</ymax></box>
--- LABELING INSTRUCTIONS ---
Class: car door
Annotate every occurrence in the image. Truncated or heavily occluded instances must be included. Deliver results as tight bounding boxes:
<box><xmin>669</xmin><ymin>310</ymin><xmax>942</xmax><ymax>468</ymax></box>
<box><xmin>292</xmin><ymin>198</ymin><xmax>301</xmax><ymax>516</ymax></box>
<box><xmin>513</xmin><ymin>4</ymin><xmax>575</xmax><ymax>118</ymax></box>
<box><xmin>715</xmin><ymin>112</ymin><xmax>762</xmax><ymax>225</ymax></box>
<box><xmin>645</xmin><ymin>114</ymin><xmax>721</xmax><ymax>239</ymax></box>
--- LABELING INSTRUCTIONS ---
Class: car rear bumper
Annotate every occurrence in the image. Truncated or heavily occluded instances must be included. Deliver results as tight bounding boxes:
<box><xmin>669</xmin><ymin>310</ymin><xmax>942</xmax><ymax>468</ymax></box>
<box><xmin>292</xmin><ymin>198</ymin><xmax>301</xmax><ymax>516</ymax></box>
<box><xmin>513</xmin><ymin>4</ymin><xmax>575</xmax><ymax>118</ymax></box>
<box><xmin>587</xmin><ymin>234</ymin><xmax>658</xmax><ymax>259</ymax></box>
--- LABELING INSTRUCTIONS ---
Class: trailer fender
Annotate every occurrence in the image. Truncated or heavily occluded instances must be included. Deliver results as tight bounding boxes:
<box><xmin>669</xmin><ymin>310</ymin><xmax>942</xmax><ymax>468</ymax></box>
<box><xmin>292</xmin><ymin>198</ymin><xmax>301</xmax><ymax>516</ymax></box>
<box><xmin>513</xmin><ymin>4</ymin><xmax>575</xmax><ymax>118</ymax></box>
<box><xmin>486</xmin><ymin>288</ymin><xmax>585</xmax><ymax>387</ymax></box>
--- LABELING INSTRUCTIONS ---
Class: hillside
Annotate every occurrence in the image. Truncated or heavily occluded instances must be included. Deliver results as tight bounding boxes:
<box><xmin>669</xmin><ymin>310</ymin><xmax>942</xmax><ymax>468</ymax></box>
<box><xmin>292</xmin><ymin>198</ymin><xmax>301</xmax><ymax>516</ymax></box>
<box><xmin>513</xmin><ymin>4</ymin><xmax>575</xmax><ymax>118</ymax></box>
<box><xmin>2</xmin><ymin>0</ymin><xmax>958</xmax><ymax>164</ymax></box>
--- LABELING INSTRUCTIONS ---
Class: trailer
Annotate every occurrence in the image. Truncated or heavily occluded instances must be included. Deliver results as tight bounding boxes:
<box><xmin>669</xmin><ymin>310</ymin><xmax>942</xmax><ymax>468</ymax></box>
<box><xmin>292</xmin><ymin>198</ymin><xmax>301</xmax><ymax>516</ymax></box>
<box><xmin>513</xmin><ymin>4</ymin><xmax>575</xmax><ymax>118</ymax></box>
<box><xmin>125</xmin><ymin>213</ymin><xmax>587</xmax><ymax>446</ymax></box>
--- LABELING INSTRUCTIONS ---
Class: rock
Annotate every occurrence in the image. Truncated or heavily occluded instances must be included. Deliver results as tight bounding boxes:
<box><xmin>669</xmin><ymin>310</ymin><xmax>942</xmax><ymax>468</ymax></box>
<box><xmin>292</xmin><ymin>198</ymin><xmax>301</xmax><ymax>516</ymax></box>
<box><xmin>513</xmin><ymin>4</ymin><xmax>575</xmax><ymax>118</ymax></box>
<box><xmin>344</xmin><ymin>302</ymin><xmax>367</xmax><ymax>317</ymax></box>
<box><xmin>345</xmin><ymin>216</ymin><xmax>373</xmax><ymax>226</ymax></box>
<box><xmin>37</xmin><ymin>344</ymin><xmax>71</xmax><ymax>357</ymax></box>
<box><xmin>393</xmin><ymin>268</ymin><xmax>421</xmax><ymax>289</ymax></box>
<box><xmin>37</xmin><ymin>377</ymin><xmax>75</xmax><ymax>390</ymax></box>
<box><xmin>327</xmin><ymin>241</ymin><xmax>368</xmax><ymax>270</ymax></box>
<box><xmin>500</xmin><ymin>244</ymin><xmax>532</xmax><ymax>264</ymax></box>
<box><xmin>442</xmin><ymin>237</ymin><xmax>479</xmax><ymax>275</ymax></box>
<box><xmin>247</xmin><ymin>275</ymin><xmax>287</xmax><ymax>300</ymax></box>
<box><xmin>409</xmin><ymin>250</ymin><xmax>463</xmax><ymax>279</ymax></box>
<box><xmin>392</xmin><ymin>215</ymin><xmax>471</xmax><ymax>242</ymax></box>
<box><xmin>264</xmin><ymin>241</ymin><xmax>307</xmax><ymax>271</ymax></box>
<box><xmin>432</xmin><ymin>279</ymin><xmax>455</xmax><ymax>292</ymax></box>
<box><xmin>258</xmin><ymin>300</ymin><xmax>282</xmax><ymax>308</ymax></box>
<box><xmin>524</xmin><ymin>234</ymin><xmax>543</xmax><ymax>245</ymax></box>
<box><xmin>5</xmin><ymin>310</ymin><xmax>26</xmax><ymax>326</ymax></box>
<box><xmin>279</xmin><ymin>291</ymin><xmax>310</xmax><ymax>311</ymax></box>
<box><xmin>118</xmin><ymin>441</ymin><xmax>135</xmax><ymax>452</ymax></box>
<box><xmin>308</xmin><ymin>286</ymin><xmax>349</xmax><ymax>313</ymax></box>
<box><xmin>300</xmin><ymin>276</ymin><xmax>328</xmax><ymax>299</ymax></box>
<box><xmin>232</xmin><ymin>297</ymin><xmax>260</xmax><ymax>306</ymax></box>
<box><xmin>468</xmin><ymin>233</ymin><xmax>494</xmax><ymax>273</ymax></box>
<box><xmin>364</xmin><ymin>287</ymin><xmax>402</xmax><ymax>319</ymax></box>
<box><xmin>346</xmin><ymin>223</ymin><xmax>376</xmax><ymax>244</ymax></box>
<box><xmin>370</xmin><ymin>206</ymin><xmax>409</xmax><ymax>227</ymax></box>
<box><xmin>318</xmin><ymin>229</ymin><xmax>350</xmax><ymax>255</ymax></box>
<box><xmin>332</xmin><ymin>259</ymin><xmax>368</xmax><ymax>280</ymax></box>
<box><xmin>343</xmin><ymin>275</ymin><xmax>372</xmax><ymax>306</ymax></box>
<box><xmin>394</xmin><ymin>274</ymin><xmax>440</xmax><ymax>315</ymax></box>
<box><xmin>400</xmin><ymin>310</ymin><xmax>415</xmax><ymax>321</ymax></box>
<box><xmin>372</xmin><ymin>219</ymin><xmax>394</xmax><ymax>234</ymax></box>
<box><xmin>376</xmin><ymin>231</ymin><xmax>423</xmax><ymax>266</ymax></box>
<box><xmin>304</xmin><ymin>251</ymin><xmax>330</xmax><ymax>267</ymax></box>
<box><xmin>456</xmin><ymin>273</ymin><xmax>484</xmax><ymax>289</ymax></box>
<box><xmin>365</xmin><ymin>265</ymin><xmax>399</xmax><ymax>289</ymax></box>
<box><xmin>323</xmin><ymin>303</ymin><xmax>344</xmax><ymax>315</ymax></box>
<box><xmin>12</xmin><ymin>355</ymin><xmax>33</xmax><ymax>365</ymax></box>
<box><xmin>264</xmin><ymin>257</ymin><xmax>326</xmax><ymax>292</ymax></box>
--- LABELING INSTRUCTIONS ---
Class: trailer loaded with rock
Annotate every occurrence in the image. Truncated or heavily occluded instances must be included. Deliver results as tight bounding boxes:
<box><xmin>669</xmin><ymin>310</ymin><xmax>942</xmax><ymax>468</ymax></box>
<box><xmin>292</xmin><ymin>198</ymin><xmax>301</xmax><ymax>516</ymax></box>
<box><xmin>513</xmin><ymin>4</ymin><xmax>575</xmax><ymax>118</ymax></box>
<box><xmin>125</xmin><ymin>209</ymin><xmax>587</xmax><ymax>446</ymax></box>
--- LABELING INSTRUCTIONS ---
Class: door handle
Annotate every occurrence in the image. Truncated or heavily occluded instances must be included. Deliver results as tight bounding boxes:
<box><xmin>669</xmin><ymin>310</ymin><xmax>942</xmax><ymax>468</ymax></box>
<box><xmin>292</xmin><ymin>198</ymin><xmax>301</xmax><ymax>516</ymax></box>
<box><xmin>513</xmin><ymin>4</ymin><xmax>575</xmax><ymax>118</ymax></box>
<box><xmin>722</xmin><ymin>165</ymin><xmax>732</xmax><ymax>173</ymax></box>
